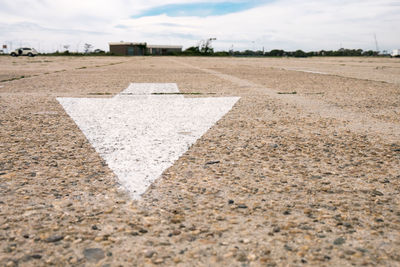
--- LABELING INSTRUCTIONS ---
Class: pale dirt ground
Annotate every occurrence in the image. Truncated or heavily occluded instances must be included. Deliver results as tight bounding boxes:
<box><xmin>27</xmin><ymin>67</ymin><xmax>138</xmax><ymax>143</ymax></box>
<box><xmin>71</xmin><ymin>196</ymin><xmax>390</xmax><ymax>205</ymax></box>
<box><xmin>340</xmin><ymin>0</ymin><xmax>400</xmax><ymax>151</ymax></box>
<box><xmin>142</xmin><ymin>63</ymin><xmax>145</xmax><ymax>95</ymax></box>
<box><xmin>0</xmin><ymin>56</ymin><xmax>399</xmax><ymax>266</ymax></box>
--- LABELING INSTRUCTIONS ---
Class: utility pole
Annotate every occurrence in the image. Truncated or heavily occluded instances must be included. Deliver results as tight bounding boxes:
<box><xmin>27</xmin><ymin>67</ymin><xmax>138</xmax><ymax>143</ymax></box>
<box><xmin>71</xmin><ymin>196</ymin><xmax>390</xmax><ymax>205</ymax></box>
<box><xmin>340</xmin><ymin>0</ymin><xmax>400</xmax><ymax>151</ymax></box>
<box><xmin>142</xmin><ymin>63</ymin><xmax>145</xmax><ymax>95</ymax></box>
<box><xmin>374</xmin><ymin>33</ymin><xmax>379</xmax><ymax>53</ymax></box>
<box><xmin>229</xmin><ymin>45</ymin><xmax>234</xmax><ymax>56</ymax></box>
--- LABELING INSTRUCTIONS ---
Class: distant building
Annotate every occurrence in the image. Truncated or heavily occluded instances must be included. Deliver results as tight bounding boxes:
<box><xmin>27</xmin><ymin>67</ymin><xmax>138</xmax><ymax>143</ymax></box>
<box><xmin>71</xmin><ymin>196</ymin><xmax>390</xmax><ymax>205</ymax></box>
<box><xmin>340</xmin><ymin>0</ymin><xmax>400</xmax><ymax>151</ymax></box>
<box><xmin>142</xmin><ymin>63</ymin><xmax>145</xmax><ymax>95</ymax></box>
<box><xmin>109</xmin><ymin>42</ymin><xmax>182</xmax><ymax>56</ymax></box>
<box><xmin>147</xmin><ymin>45</ymin><xmax>183</xmax><ymax>55</ymax></box>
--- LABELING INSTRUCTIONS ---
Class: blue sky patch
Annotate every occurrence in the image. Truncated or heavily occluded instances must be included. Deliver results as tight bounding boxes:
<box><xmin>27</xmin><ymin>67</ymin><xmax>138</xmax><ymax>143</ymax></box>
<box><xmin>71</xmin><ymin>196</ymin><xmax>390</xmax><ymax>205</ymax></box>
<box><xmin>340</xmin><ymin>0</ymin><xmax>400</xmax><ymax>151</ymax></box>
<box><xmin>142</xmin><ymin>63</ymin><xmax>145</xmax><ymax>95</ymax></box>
<box><xmin>132</xmin><ymin>1</ymin><xmax>272</xmax><ymax>18</ymax></box>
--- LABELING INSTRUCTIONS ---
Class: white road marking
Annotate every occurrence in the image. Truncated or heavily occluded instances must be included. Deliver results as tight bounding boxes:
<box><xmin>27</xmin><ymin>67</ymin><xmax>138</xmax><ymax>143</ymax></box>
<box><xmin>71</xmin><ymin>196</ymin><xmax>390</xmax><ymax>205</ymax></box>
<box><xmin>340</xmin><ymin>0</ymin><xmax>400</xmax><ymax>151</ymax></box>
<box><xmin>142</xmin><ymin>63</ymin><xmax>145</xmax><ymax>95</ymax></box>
<box><xmin>57</xmin><ymin>83</ymin><xmax>239</xmax><ymax>199</ymax></box>
<box><xmin>116</xmin><ymin>83</ymin><xmax>180</xmax><ymax>96</ymax></box>
<box><xmin>282</xmin><ymin>68</ymin><xmax>328</xmax><ymax>75</ymax></box>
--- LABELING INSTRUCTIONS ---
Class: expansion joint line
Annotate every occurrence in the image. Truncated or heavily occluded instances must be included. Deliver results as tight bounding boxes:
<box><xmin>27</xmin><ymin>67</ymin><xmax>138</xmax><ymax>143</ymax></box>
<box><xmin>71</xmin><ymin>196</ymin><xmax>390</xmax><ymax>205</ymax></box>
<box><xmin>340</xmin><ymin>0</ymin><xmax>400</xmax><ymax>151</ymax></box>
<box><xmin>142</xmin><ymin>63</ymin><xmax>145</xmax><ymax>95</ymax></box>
<box><xmin>170</xmin><ymin>59</ymin><xmax>400</xmax><ymax>141</ymax></box>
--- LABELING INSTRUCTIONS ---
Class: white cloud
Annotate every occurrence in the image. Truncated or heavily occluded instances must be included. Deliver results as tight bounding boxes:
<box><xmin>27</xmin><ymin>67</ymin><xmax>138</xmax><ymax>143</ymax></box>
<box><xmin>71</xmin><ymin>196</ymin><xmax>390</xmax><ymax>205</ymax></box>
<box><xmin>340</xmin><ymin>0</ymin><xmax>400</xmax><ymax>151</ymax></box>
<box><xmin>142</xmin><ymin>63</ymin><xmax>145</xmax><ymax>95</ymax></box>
<box><xmin>0</xmin><ymin>0</ymin><xmax>399</xmax><ymax>52</ymax></box>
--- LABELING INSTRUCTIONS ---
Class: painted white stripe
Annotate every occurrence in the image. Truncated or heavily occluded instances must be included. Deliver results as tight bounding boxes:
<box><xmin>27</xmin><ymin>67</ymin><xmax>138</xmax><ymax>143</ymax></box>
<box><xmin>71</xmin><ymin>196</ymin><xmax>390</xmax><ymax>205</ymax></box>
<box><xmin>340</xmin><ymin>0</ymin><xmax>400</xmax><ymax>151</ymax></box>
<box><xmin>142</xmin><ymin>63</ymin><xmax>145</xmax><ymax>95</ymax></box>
<box><xmin>58</xmin><ymin>83</ymin><xmax>239</xmax><ymax>199</ymax></box>
<box><xmin>283</xmin><ymin>68</ymin><xmax>328</xmax><ymax>75</ymax></box>
<box><xmin>116</xmin><ymin>83</ymin><xmax>181</xmax><ymax>96</ymax></box>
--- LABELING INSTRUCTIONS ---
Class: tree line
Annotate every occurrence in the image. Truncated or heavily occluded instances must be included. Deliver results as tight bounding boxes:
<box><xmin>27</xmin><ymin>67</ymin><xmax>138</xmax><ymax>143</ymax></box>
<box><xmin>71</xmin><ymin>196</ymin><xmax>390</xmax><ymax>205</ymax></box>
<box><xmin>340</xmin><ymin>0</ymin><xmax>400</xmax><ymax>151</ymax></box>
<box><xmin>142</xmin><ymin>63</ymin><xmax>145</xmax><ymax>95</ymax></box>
<box><xmin>24</xmin><ymin>46</ymin><xmax>383</xmax><ymax>57</ymax></box>
<box><xmin>181</xmin><ymin>47</ymin><xmax>382</xmax><ymax>57</ymax></box>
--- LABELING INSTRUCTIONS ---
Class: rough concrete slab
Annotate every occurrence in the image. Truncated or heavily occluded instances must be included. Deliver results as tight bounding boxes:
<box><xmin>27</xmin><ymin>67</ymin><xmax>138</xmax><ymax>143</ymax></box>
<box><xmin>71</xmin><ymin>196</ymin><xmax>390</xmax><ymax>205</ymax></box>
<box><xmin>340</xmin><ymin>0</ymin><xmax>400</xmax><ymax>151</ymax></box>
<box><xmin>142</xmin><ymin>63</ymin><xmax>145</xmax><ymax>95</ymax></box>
<box><xmin>1</xmin><ymin>57</ymin><xmax>399</xmax><ymax>267</ymax></box>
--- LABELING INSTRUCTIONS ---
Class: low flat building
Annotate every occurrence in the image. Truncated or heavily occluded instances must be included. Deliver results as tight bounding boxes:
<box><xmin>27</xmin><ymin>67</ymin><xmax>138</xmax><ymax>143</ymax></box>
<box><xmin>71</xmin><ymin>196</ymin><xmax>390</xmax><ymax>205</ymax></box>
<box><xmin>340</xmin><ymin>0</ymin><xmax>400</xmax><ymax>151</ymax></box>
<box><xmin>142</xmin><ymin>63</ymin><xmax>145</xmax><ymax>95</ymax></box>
<box><xmin>147</xmin><ymin>45</ymin><xmax>182</xmax><ymax>55</ymax></box>
<box><xmin>109</xmin><ymin>42</ymin><xmax>182</xmax><ymax>56</ymax></box>
<box><xmin>109</xmin><ymin>42</ymin><xmax>146</xmax><ymax>56</ymax></box>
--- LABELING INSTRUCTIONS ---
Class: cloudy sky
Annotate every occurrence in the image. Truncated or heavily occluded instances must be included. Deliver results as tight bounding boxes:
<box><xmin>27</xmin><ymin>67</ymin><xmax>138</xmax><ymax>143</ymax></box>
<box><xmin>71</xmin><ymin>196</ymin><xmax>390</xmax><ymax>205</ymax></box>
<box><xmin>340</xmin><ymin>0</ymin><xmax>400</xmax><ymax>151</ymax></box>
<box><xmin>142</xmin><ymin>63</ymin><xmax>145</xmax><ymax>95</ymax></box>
<box><xmin>0</xmin><ymin>0</ymin><xmax>399</xmax><ymax>53</ymax></box>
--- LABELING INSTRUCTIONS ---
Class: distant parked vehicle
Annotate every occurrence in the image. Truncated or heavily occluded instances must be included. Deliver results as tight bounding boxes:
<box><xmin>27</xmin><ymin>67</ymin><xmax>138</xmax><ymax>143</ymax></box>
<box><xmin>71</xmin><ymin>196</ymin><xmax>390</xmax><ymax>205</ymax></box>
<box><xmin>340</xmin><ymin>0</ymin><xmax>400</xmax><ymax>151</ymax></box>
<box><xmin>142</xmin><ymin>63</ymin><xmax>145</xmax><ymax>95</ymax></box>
<box><xmin>93</xmin><ymin>49</ymin><xmax>105</xmax><ymax>54</ymax></box>
<box><xmin>391</xmin><ymin>49</ymin><xmax>400</xmax><ymax>58</ymax></box>
<box><xmin>10</xmin><ymin>48</ymin><xmax>38</xmax><ymax>57</ymax></box>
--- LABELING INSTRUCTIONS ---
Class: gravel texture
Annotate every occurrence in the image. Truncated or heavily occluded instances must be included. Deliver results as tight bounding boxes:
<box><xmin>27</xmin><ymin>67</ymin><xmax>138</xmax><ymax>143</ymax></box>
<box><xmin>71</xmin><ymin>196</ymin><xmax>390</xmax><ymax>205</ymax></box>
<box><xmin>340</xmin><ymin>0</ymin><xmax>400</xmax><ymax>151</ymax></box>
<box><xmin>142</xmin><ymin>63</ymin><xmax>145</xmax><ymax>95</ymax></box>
<box><xmin>0</xmin><ymin>56</ymin><xmax>399</xmax><ymax>266</ymax></box>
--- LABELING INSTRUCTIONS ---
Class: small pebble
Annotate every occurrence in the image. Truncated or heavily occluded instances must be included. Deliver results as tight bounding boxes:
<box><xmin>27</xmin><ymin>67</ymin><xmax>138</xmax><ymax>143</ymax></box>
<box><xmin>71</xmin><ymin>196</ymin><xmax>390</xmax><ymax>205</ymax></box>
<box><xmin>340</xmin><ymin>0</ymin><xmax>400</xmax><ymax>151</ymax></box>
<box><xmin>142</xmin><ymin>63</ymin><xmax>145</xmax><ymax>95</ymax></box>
<box><xmin>83</xmin><ymin>248</ymin><xmax>105</xmax><ymax>263</ymax></box>
<box><xmin>333</xmin><ymin>237</ymin><xmax>346</xmax><ymax>245</ymax></box>
<box><xmin>144</xmin><ymin>250</ymin><xmax>155</xmax><ymax>258</ymax></box>
<box><xmin>44</xmin><ymin>235</ymin><xmax>64</xmax><ymax>243</ymax></box>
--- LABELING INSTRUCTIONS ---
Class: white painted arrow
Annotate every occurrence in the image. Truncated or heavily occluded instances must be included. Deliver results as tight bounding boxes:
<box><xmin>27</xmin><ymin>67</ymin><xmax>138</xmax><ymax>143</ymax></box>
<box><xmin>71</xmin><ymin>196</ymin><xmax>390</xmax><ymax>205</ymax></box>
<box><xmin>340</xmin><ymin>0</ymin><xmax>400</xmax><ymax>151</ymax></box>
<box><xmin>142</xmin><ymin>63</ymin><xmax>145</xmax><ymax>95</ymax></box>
<box><xmin>57</xmin><ymin>83</ymin><xmax>239</xmax><ymax>199</ymax></box>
